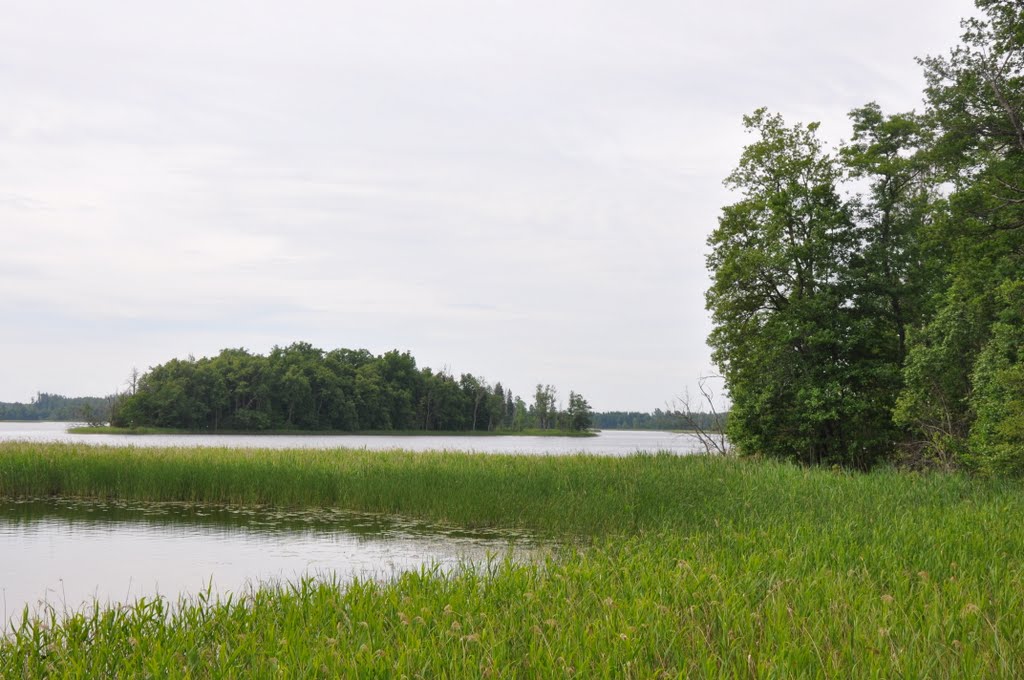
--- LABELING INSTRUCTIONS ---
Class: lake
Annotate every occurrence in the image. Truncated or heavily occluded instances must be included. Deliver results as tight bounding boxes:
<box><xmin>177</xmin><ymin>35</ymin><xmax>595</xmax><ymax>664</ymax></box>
<box><xmin>0</xmin><ymin>498</ymin><xmax>543</xmax><ymax>631</ymax></box>
<box><xmin>0</xmin><ymin>421</ymin><xmax>709</xmax><ymax>455</ymax></box>
<box><xmin>0</xmin><ymin>422</ymin><xmax>706</xmax><ymax>628</ymax></box>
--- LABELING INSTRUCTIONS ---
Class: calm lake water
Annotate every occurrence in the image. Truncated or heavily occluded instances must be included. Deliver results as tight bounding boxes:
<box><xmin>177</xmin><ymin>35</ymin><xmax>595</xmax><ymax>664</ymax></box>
<box><xmin>0</xmin><ymin>421</ymin><xmax>708</xmax><ymax>455</ymax></box>
<box><xmin>0</xmin><ymin>498</ymin><xmax>543</xmax><ymax>630</ymax></box>
<box><xmin>0</xmin><ymin>422</ymin><xmax>702</xmax><ymax>627</ymax></box>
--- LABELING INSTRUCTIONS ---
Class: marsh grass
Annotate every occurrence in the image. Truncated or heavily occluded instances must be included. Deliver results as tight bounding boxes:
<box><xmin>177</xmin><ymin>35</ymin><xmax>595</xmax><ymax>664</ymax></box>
<box><xmin>1</xmin><ymin>442</ymin><xmax>1023</xmax><ymax>677</ymax></box>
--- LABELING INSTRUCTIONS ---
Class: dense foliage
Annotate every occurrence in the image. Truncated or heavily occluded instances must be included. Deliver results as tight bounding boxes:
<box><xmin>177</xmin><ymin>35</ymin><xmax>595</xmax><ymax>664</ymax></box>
<box><xmin>591</xmin><ymin>408</ymin><xmax>726</xmax><ymax>432</ymax></box>
<box><xmin>708</xmin><ymin>0</ymin><xmax>1024</xmax><ymax>472</ymax></box>
<box><xmin>112</xmin><ymin>343</ymin><xmax>592</xmax><ymax>433</ymax></box>
<box><xmin>0</xmin><ymin>393</ymin><xmax>114</xmax><ymax>423</ymax></box>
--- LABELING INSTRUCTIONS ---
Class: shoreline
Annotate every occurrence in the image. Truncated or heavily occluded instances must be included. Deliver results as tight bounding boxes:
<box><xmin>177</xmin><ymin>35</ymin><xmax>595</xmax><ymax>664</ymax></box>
<box><xmin>66</xmin><ymin>425</ymin><xmax>599</xmax><ymax>437</ymax></box>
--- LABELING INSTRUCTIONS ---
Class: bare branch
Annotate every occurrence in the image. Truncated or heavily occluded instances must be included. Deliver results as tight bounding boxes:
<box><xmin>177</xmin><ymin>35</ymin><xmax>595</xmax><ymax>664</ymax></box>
<box><xmin>674</xmin><ymin>375</ymin><xmax>731</xmax><ymax>456</ymax></box>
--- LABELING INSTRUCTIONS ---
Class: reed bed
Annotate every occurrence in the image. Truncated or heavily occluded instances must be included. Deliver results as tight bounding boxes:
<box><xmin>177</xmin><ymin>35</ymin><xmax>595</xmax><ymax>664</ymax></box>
<box><xmin>1</xmin><ymin>442</ymin><xmax>1022</xmax><ymax>677</ymax></box>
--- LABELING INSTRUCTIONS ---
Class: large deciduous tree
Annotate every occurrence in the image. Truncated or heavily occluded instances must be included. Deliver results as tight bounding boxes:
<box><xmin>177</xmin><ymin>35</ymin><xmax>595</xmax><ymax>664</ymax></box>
<box><xmin>707</xmin><ymin>109</ymin><xmax>888</xmax><ymax>467</ymax></box>
<box><xmin>706</xmin><ymin>0</ymin><xmax>1024</xmax><ymax>473</ymax></box>
<box><xmin>566</xmin><ymin>391</ymin><xmax>593</xmax><ymax>431</ymax></box>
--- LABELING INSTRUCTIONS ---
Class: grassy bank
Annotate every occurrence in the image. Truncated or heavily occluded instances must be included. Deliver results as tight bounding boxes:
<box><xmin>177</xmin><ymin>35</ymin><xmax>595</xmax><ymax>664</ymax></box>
<box><xmin>66</xmin><ymin>426</ymin><xmax>596</xmax><ymax>437</ymax></box>
<box><xmin>2</xmin><ymin>442</ymin><xmax>1023</xmax><ymax>676</ymax></box>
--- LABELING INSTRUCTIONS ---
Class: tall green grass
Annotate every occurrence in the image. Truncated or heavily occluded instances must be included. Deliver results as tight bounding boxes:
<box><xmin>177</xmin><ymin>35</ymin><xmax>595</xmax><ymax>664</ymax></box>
<box><xmin>2</xmin><ymin>442</ymin><xmax>1005</xmax><ymax>536</ymax></box>
<box><xmin>2</xmin><ymin>442</ymin><xmax>1023</xmax><ymax>676</ymax></box>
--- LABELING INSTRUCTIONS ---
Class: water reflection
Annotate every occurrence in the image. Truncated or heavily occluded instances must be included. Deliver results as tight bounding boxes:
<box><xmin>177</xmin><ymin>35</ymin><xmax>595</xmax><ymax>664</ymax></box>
<box><xmin>0</xmin><ymin>498</ymin><xmax>542</xmax><ymax>628</ymax></box>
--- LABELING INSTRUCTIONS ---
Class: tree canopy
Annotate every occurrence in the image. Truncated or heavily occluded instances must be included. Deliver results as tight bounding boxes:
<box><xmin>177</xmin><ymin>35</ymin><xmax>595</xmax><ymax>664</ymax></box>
<box><xmin>708</xmin><ymin>0</ymin><xmax>1024</xmax><ymax>472</ymax></box>
<box><xmin>112</xmin><ymin>343</ymin><xmax>593</xmax><ymax>433</ymax></box>
<box><xmin>0</xmin><ymin>393</ymin><xmax>115</xmax><ymax>423</ymax></box>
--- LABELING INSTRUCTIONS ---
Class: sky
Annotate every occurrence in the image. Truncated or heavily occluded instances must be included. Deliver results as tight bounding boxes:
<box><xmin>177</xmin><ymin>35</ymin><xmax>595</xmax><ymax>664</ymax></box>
<box><xmin>1</xmin><ymin>0</ymin><xmax>971</xmax><ymax>411</ymax></box>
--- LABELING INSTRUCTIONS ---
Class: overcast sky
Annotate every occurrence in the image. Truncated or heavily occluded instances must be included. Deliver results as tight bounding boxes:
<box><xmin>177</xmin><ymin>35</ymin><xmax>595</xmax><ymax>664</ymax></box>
<box><xmin>2</xmin><ymin>0</ymin><xmax>971</xmax><ymax>411</ymax></box>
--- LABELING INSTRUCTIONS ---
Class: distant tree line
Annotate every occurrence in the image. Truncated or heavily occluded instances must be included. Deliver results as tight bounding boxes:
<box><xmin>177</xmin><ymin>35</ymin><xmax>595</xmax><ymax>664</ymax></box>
<box><xmin>0</xmin><ymin>393</ymin><xmax>114</xmax><ymax>423</ymax></box>
<box><xmin>591</xmin><ymin>409</ymin><xmax>727</xmax><ymax>432</ymax></box>
<box><xmin>706</xmin><ymin>1</ymin><xmax>1024</xmax><ymax>472</ymax></box>
<box><xmin>112</xmin><ymin>343</ymin><xmax>593</xmax><ymax>433</ymax></box>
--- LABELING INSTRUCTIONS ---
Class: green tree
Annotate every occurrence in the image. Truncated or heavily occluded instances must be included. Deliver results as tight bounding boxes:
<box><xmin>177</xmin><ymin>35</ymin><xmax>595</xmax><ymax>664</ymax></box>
<box><xmin>504</xmin><ymin>389</ymin><xmax>515</xmax><ymax>429</ymax></box>
<box><xmin>354</xmin><ymin>363</ymin><xmax>390</xmax><ymax>430</ymax></box>
<box><xmin>487</xmin><ymin>382</ymin><xmax>507</xmax><ymax>431</ymax></box>
<box><xmin>531</xmin><ymin>384</ymin><xmax>557</xmax><ymax>430</ymax></box>
<box><xmin>832</xmin><ymin>104</ymin><xmax>940</xmax><ymax>457</ymax></box>
<box><xmin>707</xmin><ymin>109</ymin><xmax>883</xmax><ymax>467</ymax></box>
<box><xmin>842</xmin><ymin>104</ymin><xmax>937</xmax><ymax>363</ymax></box>
<box><xmin>268</xmin><ymin>343</ymin><xmax>321</xmax><ymax>428</ymax></box>
<box><xmin>512</xmin><ymin>396</ymin><xmax>528</xmax><ymax>431</ymax></box>
<box><xmin>967</xmin><ymin>281</ymin><xmax>1024</xmax><ymax>473</ymax></box>
<box><xmin>897</xmin><ymin>0</ymin><xmax>1024</xmax><ymax>469</ymax></box>
<box><xmin>566</xmin><ymin>391</ymin><xmax>592</xmax><ymax>431</ymax></box>
<box><xmin>459</xmin><ymin>374</ymin><xmax>490</xmax><ymax>431</ymax></box>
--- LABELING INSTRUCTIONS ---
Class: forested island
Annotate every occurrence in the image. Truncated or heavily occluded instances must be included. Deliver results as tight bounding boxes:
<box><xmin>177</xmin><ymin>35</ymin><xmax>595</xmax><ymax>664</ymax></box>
<box><xmin>108</xmin><ymin>343</ymin><xmax>595</xmax><ymax>433</ymax></box>
<box><xmin>2</xmin><ymin>379</ymin><xmax>732</xmax><ymax>436</ymax></box>
<box><xmin>706</xmin><ymin>0</ymin><xmax>1024</xmax><ymax>474</ymax></box>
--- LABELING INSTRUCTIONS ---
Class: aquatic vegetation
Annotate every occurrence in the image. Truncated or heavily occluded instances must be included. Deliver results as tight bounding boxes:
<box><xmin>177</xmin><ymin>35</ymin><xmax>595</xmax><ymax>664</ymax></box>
<box><xmin>0</xmin><ymin>443</ymin><xmax>723</xmax><ymax>534</ymax></box>
<box><xmin>1</xmin><ymin>442</ymin><xmax>1023</xmax><ymax>676</ymax></box>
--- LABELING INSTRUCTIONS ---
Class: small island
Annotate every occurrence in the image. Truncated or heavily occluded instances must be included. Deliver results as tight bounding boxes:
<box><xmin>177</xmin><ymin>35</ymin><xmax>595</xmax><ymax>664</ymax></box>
<box><xmin>103</xmin><ymin>343</ymin><xmax>596</xmax><ymax>435</ymax></box>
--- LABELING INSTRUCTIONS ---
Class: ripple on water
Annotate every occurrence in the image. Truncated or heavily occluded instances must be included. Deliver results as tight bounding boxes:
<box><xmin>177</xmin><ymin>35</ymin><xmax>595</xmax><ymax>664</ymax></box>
<box><xmin>0</xmin><ymin>497</ymin><xmax>549</xmax><ymax>629</ymax></box>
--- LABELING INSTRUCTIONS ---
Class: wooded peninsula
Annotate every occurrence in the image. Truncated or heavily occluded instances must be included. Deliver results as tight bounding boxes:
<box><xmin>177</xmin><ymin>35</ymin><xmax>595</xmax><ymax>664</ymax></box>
<box><xmin>106</xmin><ymin>343</ymin><xmax>595</xmax><ymax>433</ymax></box>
